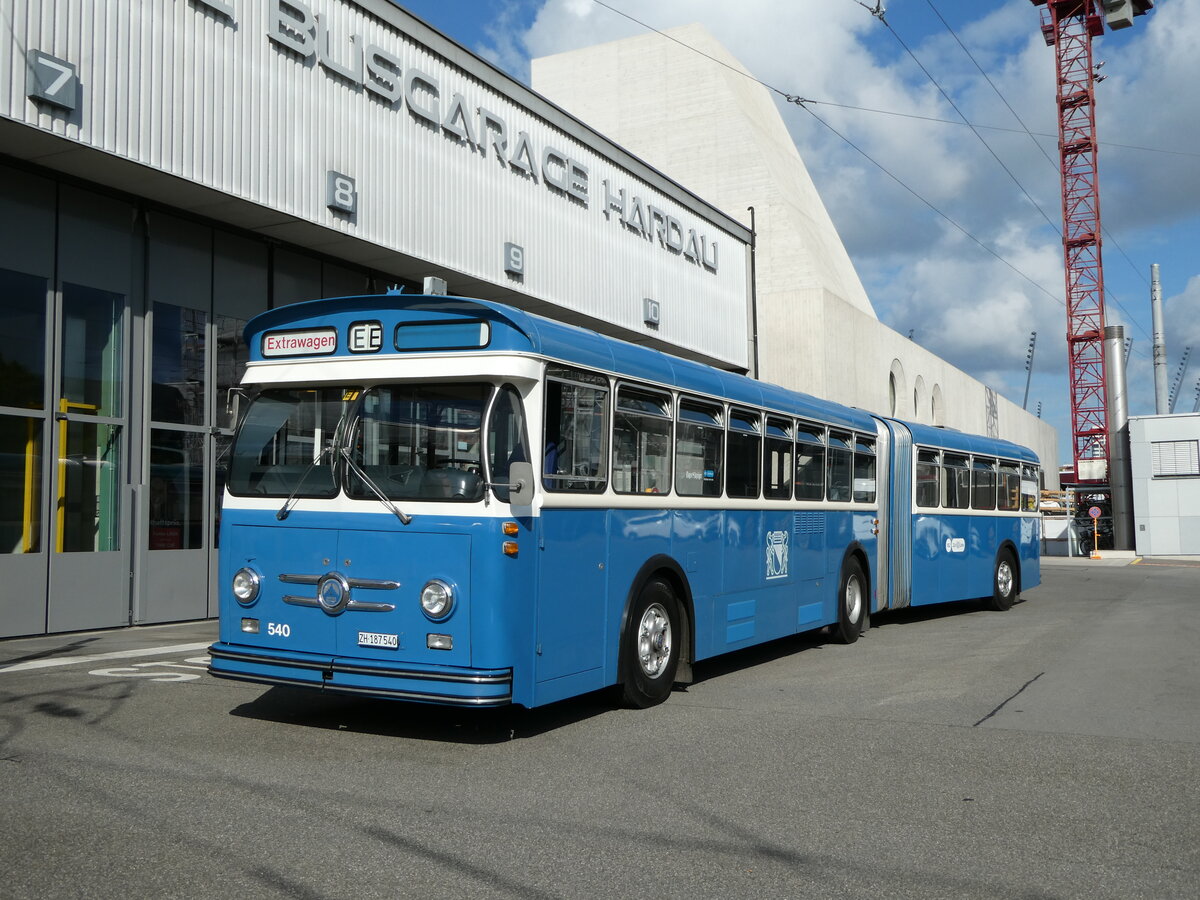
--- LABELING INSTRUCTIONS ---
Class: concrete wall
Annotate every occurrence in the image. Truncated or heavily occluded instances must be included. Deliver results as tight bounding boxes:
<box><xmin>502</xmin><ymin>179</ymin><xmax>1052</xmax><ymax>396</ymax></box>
<box><xmin>1129</xmin><ymin>413</ymin><xmax>1200</xmax><ymax>555</ymax></box>
<box><xmin>532</xmin><ymin>24</ymin><xmax>1058</xmax><ymax>484</ymax></box>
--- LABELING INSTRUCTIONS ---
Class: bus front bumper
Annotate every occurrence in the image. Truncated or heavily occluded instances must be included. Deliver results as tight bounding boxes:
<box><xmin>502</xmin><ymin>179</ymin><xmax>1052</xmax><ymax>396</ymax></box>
<box><xmin>207</xmin><ymin>643</ymin><xmax>513</xmax><ymax>707</ymax></box>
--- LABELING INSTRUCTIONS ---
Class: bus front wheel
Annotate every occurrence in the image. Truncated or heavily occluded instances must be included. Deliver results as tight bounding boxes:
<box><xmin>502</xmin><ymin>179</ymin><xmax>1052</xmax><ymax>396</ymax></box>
<box><xmin>620</xmin><ymin>578</ymin><xmax>681</xmax><ymax>708</ymax></box>
<box><xmin>835</xmin><ymin>557</ymin><xmax>866</xmax><ymax>644</ymax></box>
<box><xmin>988</xmin><ymin>550</ymin><xmax>1019</xmax><ymax>612</ymax></box>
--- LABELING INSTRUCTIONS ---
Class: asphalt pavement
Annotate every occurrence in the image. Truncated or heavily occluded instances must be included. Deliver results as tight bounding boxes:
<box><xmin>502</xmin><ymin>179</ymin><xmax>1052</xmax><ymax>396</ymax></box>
<box><xmin>1</xmin><ymin>556</ymin><xmax>1197</xmax><ymax>899</ymax></box>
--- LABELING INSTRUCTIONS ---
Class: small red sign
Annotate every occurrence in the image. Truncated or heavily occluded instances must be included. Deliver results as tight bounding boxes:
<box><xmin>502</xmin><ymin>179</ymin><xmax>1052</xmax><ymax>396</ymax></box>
<box><xmin>1088</xmin><ymin>506</ymin><xmax>1102</xmax><ymax>519</ymax></box>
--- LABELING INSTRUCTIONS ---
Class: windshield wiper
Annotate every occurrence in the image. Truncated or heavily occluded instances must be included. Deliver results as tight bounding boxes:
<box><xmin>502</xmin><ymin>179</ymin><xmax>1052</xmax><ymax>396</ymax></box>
<box><xmin>276</xmin><ymin>410</ymin><xmax>351</xmax><ymax>520</ymax></box>
<box><xmin>339</xmin><ymin>448</ymin><xmax>413</xmax><ymax>525</ymax></box>
<box><xmin>275</xmin><ymin>445</ymin><xmax>332</xmax><ymax>520</ymax></box>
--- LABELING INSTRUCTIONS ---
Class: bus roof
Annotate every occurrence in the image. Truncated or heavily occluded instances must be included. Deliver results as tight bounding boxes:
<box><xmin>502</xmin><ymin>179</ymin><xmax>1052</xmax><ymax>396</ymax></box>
<box><xmin>244</xmin><ymin>292</ymin><xmax>880</xmax><ymax>434</ymax></box>
<box><xmin>901</xmin><ymin>420</ymin><xmax>1039</xmax><ymax>465</ymax></box>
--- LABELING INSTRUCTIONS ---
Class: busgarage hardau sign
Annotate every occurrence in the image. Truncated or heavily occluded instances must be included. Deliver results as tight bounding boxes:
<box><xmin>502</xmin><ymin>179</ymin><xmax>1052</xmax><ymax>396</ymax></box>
<box><xmin>193</xmin><ymin>0</ymin><xmax>720</xmax><ymax>274</ymax></box>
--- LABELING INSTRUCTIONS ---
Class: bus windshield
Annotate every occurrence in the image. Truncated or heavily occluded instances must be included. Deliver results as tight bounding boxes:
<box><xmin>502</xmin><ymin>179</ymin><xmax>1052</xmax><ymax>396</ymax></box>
<box><xmin>345</xmin><ymin>383</ymin><xmax>490</xmax><ymax>502</ymax></box>
<box><xmin>227</xmin><ymin>387</ymin><xmax>356</xmax><ymax>498</ymax></box>
<box><xmin>227</xmin><ymin>381</ymin><xmax>526</xmax><ymax>504</ymax></box>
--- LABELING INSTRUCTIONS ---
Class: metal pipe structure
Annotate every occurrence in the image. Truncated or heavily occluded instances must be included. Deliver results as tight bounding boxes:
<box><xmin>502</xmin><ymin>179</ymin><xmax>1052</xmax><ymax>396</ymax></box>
<box><xmin>1151</xmin><ymin>263</ymin><xmax>1169</xmax><ymax>414</ymax></box>
<box><xmin>1104</xmin><ymin>324</ymin><xmax>1134</xmax><ymax>550</ymax></box>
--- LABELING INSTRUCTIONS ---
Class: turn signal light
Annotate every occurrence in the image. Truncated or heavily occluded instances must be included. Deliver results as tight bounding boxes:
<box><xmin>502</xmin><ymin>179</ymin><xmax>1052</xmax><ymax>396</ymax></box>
<box><xmin>502</xmin><ymin>541</ymin><xmax>519</xmax><ymax>556</ymax></box>
<box><xmin>502</xmin><ymin>521</ymin><xmax>519</xmax><ymax>536</ymax></box>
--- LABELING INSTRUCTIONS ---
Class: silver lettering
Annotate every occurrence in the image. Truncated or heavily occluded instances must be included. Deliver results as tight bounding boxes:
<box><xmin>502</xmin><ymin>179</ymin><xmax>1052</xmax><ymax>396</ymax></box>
<box><xmin>542</xmin><ymin>147</ymin><xmax>569</xmax><ymax>192</ymax></box>
<box><xmin>509</xmin><ymin>131</ymin><xmax>537</xmax><ymax>178</ymax></box>
<box><xmin>441</xmin><ymin>92</ymin><xmax>478</xmax><ymax>145</ymax></box>
<box><xmin>648</xmin><ymin>205</ymin><xmax>667</xmax><ymax>246</ymax></box>
<box><xmin>684</xmin><ymin>229</ymin><xmax>701</xmax><ymax>262</ymax></box>
<box><xmin>405</xmin><ymin>69</ymin><xmax>440</xmax><ymax>126</ymax></box>
<box><xmin>702</xmin><ymin>237</ymin><xmax>719</xmax><ymax>272</ymax></box>
<box><xmin>269</xmin><ymin>0</ymin><xmax>315</xmax><ymax>58</ymax></box>
<box><xmin>603</xmin><ymin>180</ymin><xmax>625</xmax><ymax>222</ymax></box>
<box><xmin>314</xmin><ymin>15</ymin><xmax>361</xmax><ymax>82</ymax></box>
<box><xmin>364</xmin><ymin>45</ymin><xmax>402</xmax><ymax>104</ymax></box>
<box><xmin>191</xmin><ymin>0</ymin><xmax>235</xmax><ymax>20</ymax></box>
<box><xmin>664</xmin><ymin>216</ymin><xmax>683</xmax><ymax>253</ymax></box>
<box><xmin>568</xmin><ymin>160</ymin><xmax>589</xmax><ymax>205</ymax></box>
<box><xmin>627</xmin><ymin>196</ymin><xmax>648</xmax><ymax>236</ymax></box>
<box><xmin>479</xmin><ymin>107</ymin><xmax>508</xmax><ymax>159</ymax></box>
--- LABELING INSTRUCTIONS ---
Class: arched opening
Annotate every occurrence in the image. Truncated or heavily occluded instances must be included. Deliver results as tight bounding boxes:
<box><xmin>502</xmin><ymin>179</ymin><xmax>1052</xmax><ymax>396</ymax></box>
<box><xmin>888</xmin><ymin>360</ymin><xmax>906</xmax><ymax>417</ymax></box>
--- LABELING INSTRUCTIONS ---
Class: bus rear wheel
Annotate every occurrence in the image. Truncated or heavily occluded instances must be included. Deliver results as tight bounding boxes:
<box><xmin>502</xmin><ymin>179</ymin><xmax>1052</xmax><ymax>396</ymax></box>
<box><xmin>620</xmin><ymin>578</ymin><xmax>681</xmax><ymax>708</ymax></box>
<box><xmin>835</xmin><ymin>557</ymin><xmax>866</xmax><ymax>644</ymax></box>
<box><xmin>988</xmin><ymin>550</ymin><xmax>1019</xmax><ymax>612</ymax></box>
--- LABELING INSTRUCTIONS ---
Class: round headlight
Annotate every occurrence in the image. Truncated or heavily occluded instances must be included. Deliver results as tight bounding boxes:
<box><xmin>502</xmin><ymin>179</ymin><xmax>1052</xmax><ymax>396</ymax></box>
<box><xmin>232</xmin><ymin>567</ymin><xmax>261</xmax><ymax>606</ymax></box>
<box><xmin>420</xmin><ymin>579</ymin><xmax>454</xmax><ymax>620</ymax></box>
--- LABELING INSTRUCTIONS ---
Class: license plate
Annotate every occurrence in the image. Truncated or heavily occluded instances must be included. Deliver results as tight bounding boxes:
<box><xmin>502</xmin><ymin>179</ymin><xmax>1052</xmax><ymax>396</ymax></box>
<box><xmin>357</xmin><ymin>631</ymin><xmax>399</xmax><ymax>649</ymax></box>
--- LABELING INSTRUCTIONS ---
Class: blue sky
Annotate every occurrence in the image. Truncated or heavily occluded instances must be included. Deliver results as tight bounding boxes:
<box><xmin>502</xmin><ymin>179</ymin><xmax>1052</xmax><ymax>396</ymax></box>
<box><xmin>393</xmin><ymin>1</ymin><xmax>1200</xmax><ymax>467</ymax></box>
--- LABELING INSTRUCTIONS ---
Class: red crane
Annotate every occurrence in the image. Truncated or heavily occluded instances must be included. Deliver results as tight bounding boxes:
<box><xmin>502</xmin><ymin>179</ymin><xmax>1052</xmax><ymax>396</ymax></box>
<box><xmin>1030</xmin><ymin>0</ymin><xmax>1151</xmax><ymax>483</ymax></box>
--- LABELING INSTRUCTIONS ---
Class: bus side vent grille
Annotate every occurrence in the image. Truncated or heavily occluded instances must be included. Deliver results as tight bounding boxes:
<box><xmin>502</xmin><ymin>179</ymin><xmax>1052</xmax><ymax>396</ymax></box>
<box><xmin>794</xmin><ymin>512</ymin><xmax>823</xmax><ymax>535</ymax></box>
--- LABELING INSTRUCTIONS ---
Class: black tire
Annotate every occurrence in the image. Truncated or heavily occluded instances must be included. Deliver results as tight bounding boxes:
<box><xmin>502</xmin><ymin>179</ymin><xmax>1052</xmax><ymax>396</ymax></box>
<box><xmin>619</xmin><ymin>578</ymin><xmax>681</xmax><ymax>708</ymax></box>
<box><xmin>834</xmin><ymin>556</ymin><xmax>866</xmax><ymax>644</ymax></box>
<box><xmin>988</xmin><ymin>549</ymin><xmax>1019</xmax><ymax>612</ymax></box>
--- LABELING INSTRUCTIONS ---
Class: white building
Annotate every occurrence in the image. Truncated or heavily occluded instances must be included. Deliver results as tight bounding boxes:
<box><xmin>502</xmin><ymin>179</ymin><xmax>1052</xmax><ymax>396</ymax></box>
<box><xmin>532</xmin><ymin>24</ymin><xmax>1057</xmax><ymax>477</ymax></box>
<box><xmin>1129</xmin><ymin>413</ymin><xmax>1200</xmax><ymax>556</ymax></box>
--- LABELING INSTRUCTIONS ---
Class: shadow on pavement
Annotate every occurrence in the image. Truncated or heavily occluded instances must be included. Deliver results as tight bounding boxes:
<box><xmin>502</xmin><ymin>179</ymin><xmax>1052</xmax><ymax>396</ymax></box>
<box><xmin>227</xmin><ymin>683</ymin><xmax>614</xmax><ymax>743</ymax></box>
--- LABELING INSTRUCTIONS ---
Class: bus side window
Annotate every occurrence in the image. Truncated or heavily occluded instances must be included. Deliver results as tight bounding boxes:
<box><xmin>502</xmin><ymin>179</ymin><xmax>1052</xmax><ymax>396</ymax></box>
<box><xmin>726</xmin><ymin>408</ymin><xmax>761</xmax><ymax>499</ymax></box>
<box><xmin>915</xmin><ymin>449</ymin><xmax>940</xmax><ymax>508</ymax></box>
<box><xmin>972</xmin><ymin>457</ymin><xmax>997</xmax><ymax>510</ymax></box>
<box><xmin>612</xmin><ymin>385</ymin><xmax>672</xmax><ymax>494</ymax></box>
<box><xmin>853</xmin><ymin>436</ymin><xmax>876</xmax><ymax>503</ymax></box>
<box><xmin>676</xmin><ymin>397</ymin><xmax>723</xmax><ymax>497</ymax></box>
<box><xmin>544</xmin><ymin>367</ymin><xmax>609</xmax><ymax>493</ymax></box>
<box><xmin>1021</xmin><ymin>465</ymin><xmax>1039</xmax><ymax>511</ymax></box>
<box><xmin>942</xmin><ymin>453</ymin><xmax>970</xmax><ymax>509</ymax></box>
<box><xmin>763</xmin><ymin>416</ymin><xmax>793</xmax><ymax>499</ymax></box>
<box><xmin>827</xmin><ymin>430</ymin><xmax>852</xmax><ymax>502</ymax></box>
<box><xmin>794</xmin><ymin>422</ymin><xmax>825</xmax><ymax>501</ymax></box>
<box><xmin>998</xmin><ymin>462</ymin><xmax>1021</xmax><ymax>511</ymax></box>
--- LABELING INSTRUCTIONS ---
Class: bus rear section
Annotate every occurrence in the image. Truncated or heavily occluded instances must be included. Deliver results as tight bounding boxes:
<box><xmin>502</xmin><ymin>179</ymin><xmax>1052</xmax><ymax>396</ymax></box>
<box><xmin>879</xmin><ymin>419</ymin><xmax>1042</xmax><ymax>613</ymax></box>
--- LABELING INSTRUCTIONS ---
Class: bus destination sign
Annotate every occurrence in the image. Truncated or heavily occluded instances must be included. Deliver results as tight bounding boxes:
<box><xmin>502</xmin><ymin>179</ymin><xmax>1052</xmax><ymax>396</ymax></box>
<box><xmin>262</xmin><ymin>328</ymin><xmax>338</xmax><ymax>357</ymax></box>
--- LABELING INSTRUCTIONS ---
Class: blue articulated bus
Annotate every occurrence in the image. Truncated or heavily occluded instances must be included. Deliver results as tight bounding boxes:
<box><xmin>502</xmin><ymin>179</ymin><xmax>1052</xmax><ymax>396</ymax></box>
<box><xmin>208</xmin><ymin>292</ymin><xmax>1041</xmax><ymax>709</ymax></box>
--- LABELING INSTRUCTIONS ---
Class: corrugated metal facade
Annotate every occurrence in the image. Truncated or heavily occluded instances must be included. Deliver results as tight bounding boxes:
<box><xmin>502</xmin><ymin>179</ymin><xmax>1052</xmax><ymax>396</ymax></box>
<box><xmin>2</xmin><ymin>0</ymin><xmax>750</xmax><ymax>367</ymax></box>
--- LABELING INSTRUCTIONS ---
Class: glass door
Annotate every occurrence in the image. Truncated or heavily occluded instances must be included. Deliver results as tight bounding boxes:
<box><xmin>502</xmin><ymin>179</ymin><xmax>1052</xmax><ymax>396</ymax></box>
<box><xmin>138</xmin><ymin>300</ymin><xmax>212</xmax><ymax>623</ymax></box>
<box><xmin>0</xmin><ymin>269</ymin><xmax>51</xmax><ymax>637</ymax></box>
<box><xmin>46</xmin><ymin>283</ymin><xmax>131</xmax><ymax>632</ymax></box>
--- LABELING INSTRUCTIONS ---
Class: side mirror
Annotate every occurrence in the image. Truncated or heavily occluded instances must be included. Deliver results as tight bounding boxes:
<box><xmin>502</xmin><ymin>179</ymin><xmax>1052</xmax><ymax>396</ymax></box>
<box><xmin>225</xmin><ymin>387</ymin><xmax>247</xmax><ymax>427</ymax></box>
<box><xmin>507</xmin><ymin>461</ymin><xmax>535</xmax><ymax>506</ymax></box>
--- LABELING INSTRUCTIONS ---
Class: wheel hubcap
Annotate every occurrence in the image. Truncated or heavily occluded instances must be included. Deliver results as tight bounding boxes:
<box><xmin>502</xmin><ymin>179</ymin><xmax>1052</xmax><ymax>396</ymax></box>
<box><xmin>998</xmin><ymin>562</ymin><xmax>1013</xmax><ymax>597</ymax></box>
<box><xmin>636</xmin><ymin>603</ymin><xmax>672</xmax><ymax>678</ymax></box>
<box><xmin>844</xmin><ymin>575</ymin><xmax>862</xmax><ymax>624</ymax></box>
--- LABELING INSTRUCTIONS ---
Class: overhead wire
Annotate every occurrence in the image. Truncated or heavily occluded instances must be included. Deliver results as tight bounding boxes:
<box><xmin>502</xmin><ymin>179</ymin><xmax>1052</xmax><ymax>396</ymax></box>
<box><xmin>923</xmin><ymin>0</ymin><xmax>1154</xmax><ymax>341</ymax></box>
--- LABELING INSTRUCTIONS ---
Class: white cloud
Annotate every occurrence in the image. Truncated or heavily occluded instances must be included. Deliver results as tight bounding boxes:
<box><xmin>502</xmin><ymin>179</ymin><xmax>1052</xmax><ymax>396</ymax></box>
<box><xmin>482</xmin><ymin>0</ymin><xmax>1200</xmax><ymax>445</ymax></box>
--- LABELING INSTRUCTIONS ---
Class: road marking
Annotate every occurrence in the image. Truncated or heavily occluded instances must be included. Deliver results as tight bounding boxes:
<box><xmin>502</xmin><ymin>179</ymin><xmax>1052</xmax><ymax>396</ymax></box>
<box><xmin>89</xmin><ymin>659</ymin><xmax>211</xmax><ymax>682</ymax></box>
<box><xmin>0</xmin><ymin>642</ymin><xmax>212</xmax><ymax>674</ymax></box>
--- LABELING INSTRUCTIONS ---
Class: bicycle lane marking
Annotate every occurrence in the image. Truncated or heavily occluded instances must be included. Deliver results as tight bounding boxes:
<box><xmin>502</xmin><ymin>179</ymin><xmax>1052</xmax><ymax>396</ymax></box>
<box><xmin>88</xmin><ymin>657</ymin><xmax>212</xmax><ymax>682</ymax></box>
<box><xmin>0</xmin><ymin>643</ymin><xmax>212</xmax><ymax>675</ymax></box>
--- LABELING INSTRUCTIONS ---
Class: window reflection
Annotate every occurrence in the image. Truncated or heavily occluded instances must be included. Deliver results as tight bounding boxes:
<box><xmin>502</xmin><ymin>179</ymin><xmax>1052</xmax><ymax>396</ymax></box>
<box><xmin>0</xmin><ymin>269</ymin><xmax>47</xmax><ymax>411</ymax></box>
<box><xmin>215</xmin><ymin>314</ymin><xmax>248</xmax><ymax>431</ymax></box>
<box><xmin>0</xmin><ymin>415</ymin><xmax>42</xmax><ymax>553</ymax></box>
<box><xmin>61</xmin><ymin>284</ymin><xmax>123</xmax><ymax>417</ymax></box>
<box><xmin>150</xmin><ymin>428</ymin><xmax>204</xmax><ymax>550</ymax></box>
<box><xmin>152</xmin><ymin>303</ymin><xmax>206</xmax><ymax>425</ymax></box>
<box><xmin>58</xmin><ymin>421</ymin><xmax>120</xmax><ymax>552</ymax></box>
